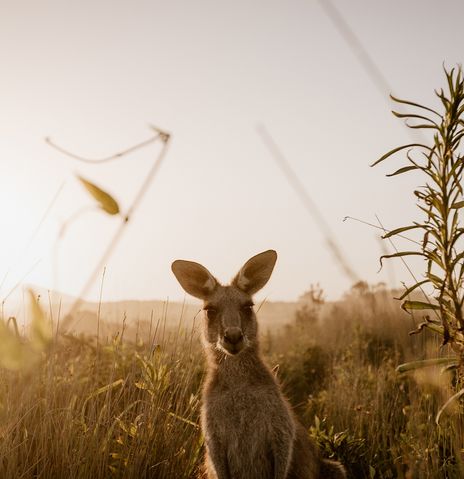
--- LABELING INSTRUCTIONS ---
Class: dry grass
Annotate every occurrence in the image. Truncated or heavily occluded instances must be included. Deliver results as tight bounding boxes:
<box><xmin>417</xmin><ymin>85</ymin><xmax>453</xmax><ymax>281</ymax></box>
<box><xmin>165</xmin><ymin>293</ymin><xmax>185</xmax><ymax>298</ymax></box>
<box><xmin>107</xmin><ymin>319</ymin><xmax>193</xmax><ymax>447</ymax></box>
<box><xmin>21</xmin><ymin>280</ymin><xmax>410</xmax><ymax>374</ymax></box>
<box><xmin>0</xmin><ymin>287</ymin><xmax>463</xmax><ymax>478</ymax></box>
<box><xmin>0</xmin><ymin>319</ymin><xmax>204</xmax><ymax>478</ymax></box>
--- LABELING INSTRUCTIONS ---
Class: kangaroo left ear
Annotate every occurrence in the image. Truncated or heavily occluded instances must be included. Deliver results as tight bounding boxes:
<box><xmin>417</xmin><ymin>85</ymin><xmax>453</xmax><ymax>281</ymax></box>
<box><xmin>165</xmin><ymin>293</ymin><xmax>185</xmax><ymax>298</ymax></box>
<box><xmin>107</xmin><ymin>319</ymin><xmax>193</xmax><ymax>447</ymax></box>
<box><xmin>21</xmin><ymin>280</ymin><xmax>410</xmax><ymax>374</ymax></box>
<box><xmin>232</xmin><ymin>250</ymin><xmax>277</xmax><ymax>296</ymax></box>
<box><xmin>171</xmin><ymin>260</ymin><xmax>218</xmax><ymax>300</ymax></box>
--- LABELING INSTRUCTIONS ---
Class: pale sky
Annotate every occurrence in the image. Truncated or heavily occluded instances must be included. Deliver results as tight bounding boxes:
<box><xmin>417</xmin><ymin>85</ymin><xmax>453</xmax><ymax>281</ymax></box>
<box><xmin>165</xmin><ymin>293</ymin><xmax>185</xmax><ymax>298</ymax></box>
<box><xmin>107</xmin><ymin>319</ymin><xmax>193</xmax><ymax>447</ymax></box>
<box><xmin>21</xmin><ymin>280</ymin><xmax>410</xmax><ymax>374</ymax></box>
<box><xmin>1</xmin><ymin>0</ymin><xmax>463</xmax><ymax>309</ymax></box>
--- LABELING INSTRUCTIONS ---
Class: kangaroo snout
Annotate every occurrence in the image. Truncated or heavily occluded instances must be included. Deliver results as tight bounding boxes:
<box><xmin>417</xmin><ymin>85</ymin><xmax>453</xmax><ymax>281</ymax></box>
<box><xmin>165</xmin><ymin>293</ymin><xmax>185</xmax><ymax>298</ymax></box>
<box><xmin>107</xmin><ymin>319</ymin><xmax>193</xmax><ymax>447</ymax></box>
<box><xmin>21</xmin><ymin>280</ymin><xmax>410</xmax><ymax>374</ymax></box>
<box><xmin>224</xmin><ymin>327</ymin><xmax>243</xmax><ymax>345</ymax></box>
<box><xmin>222</xmin><ymin>327</ymin><xmax>244</xmax><ymax>354</ymax></box>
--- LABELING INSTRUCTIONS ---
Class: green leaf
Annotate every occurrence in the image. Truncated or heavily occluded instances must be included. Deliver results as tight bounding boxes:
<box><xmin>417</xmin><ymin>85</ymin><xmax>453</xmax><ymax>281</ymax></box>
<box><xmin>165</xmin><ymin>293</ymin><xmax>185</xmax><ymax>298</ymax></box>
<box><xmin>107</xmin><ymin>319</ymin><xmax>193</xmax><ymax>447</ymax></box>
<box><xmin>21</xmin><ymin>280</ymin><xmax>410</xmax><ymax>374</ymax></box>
<box><xmin>451</xmin><ymin>228</ymin><xmax>464</xmax><ymax>250</ymax></box>
<box><xmin>451</xmin><ymin>251</ymin><xmax>464</xmax><ymax>270</ymax></box>
<box><xmin>396</xmin><ymin>357</ymin><xmax>457</xmax><ymax>374</ymax></box>
<box><xmin>426</xmin><ymin>272</ymin><xmax>443</xmax><ymax>288</ymax></box>
<box><xmin>77</xmin><ymin>176</ymin><xmax>120</xmax><ymax>215</ymax></box>
<box><xmin>395</xmin><ymin>280</ymin><xmax>430</xmax><ymax>300</ymax></box>
<box><xmin>451</xmin><ymin>131</ymin><xmax>464</xmax><ymax>147</ymax></box>
<box><xmin>391</xmin><ymin>111</ymin><xmax>439</xmax><ymax>126</ymax></box>
<box><xmin>425</xmin><ymin>249</ymin><xmax>444</xmax><ymax>269</ymax></box>
<box><xmin>390</xmin><ymin>94</ymin><xmax>441</xmax><ymax>117</ymax></box>
<box><xmin>436</xmin><ymin>387</ymin><xmax>464</xmax><ymax>425</ymax></box>
<box><xmin>409</xmin><ymin>321</ymin><xmax>445</xmax><ymax>337</ymax></box>
<box><xmin>446</xmin><ymin>67</ymin><xmax>456</xmax><ymax>97</ymax></box>
<box><xmin>371</xmin><ymin>144</ymin><xmax>432</xmax><ymax>167</ymax></box>
<box><xmin>386</xmin><ymin>165</ymin><xmax>419</xmax><ymax>177</ymax></box>
<box><xmin>379</xmin><ymin>251</ymin><xmax>424</xmax><ymax>269</ymax></box>
<box><xmin>405</xmin><ymin>123</ymin><xmax>439</xmax><ymax>130</ymax></box>
<box><xmin>417</xmin><ymin>204</ymin><xmax>441</xmax><ymax>227</ymax></box>
<box><xmin>401</xmin><ymin>300</ymin><xmax>440</xmax><ymax>312</ymax></box>
<box><xmin>382</xmin><ymin>224</ymin><xmax>425</xmax><ymax>239</ymax></box>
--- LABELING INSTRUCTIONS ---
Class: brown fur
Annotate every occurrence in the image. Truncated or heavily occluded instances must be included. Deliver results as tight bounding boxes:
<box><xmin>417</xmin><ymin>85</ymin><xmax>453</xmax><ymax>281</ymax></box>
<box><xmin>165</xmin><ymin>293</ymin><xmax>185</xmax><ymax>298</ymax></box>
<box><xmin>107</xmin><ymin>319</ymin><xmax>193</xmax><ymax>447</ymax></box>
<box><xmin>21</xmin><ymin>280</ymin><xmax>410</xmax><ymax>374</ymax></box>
<box><xmin>172</xmin><ymin>250</ymin><xmax>346</xmax><ymax>479</ymax></box>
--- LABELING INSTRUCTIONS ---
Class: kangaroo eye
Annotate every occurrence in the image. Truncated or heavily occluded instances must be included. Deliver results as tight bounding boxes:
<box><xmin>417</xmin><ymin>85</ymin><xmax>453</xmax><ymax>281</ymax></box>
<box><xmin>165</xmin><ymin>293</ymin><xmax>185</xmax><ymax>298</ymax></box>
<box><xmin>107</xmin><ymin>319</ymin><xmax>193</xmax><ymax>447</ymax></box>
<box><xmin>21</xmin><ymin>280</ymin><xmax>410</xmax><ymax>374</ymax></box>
<box><xmin>242</xmin><ymin>305</ymin><xmax>253</xmax><ymax>315</ymax></box>
<box><xmin>204</xmin><ymin>308</ymin><xmax>217</xmax><ymax>320</ymax></box>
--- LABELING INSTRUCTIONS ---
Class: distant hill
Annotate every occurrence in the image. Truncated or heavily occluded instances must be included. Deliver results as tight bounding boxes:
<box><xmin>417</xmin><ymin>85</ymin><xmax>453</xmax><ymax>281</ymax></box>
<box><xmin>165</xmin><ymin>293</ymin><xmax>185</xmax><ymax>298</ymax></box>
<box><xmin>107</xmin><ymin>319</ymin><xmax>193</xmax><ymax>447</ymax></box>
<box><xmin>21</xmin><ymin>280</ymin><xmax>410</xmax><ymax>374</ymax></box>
<box><xmin>5</xmin><ymin>286</ymin><xmax>299</xmax><ymax>340</ymax></box>
<box><xmin>66</xmin><ymin>298</ymin><xmax>299</xmax><ymax>339</ymax></box>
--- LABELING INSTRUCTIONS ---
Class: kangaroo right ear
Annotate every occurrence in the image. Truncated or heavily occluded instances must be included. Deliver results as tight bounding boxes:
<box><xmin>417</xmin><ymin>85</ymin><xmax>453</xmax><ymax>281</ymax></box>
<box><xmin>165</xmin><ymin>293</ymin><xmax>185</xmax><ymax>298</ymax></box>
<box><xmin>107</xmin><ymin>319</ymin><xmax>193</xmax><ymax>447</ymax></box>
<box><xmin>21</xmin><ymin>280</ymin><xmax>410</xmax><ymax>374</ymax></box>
<box><xmin>171</xmin><ymin>260</ymin><xmax>218</xmax><ymax>300</ymax></box>
<box><xmin>232</xmin><ymin>250</ymin><xmax>277</xmax><ymax>296</ymax></box>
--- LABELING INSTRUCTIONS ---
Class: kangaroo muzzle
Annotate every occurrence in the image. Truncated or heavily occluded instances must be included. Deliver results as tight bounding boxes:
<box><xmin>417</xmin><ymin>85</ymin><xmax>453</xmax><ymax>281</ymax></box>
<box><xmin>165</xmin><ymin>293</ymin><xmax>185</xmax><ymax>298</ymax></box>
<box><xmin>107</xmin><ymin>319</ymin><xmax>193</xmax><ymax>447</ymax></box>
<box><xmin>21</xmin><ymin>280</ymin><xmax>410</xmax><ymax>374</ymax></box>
<box><xmin>222</xmin><ymin>327</ymin><xmax>244</xmax><ymax>354</ymax></box>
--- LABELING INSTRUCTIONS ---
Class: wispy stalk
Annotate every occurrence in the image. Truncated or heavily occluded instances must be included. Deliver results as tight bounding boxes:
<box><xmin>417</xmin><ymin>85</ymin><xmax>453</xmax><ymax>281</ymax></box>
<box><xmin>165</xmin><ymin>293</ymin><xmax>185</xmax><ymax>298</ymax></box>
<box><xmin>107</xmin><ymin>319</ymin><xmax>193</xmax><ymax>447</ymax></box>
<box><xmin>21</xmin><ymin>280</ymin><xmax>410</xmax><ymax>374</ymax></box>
<box><xmin>53</xmin><ymin>127</ymin><xmax>171</xmax><ymax>331</ymax></box>
<box><xmin>46</xmin><ymin>126</ymin><xmax>163</xmax><ymax>164</ymax></box>
<box><xmin>257</xmin><ymin>124</ymin><xmax>359</xmax><ymax>282</ymax></box>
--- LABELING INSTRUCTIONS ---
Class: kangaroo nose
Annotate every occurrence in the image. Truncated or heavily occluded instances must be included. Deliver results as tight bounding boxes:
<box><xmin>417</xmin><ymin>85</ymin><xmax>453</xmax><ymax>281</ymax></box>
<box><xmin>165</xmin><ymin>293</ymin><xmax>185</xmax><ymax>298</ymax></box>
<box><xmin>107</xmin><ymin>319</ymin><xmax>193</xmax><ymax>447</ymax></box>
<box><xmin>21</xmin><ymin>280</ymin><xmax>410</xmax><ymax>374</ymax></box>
<box><xmin>224</xmin><ymin>328</ymin><xmax>243</xmax><ymax>345</ymax></box>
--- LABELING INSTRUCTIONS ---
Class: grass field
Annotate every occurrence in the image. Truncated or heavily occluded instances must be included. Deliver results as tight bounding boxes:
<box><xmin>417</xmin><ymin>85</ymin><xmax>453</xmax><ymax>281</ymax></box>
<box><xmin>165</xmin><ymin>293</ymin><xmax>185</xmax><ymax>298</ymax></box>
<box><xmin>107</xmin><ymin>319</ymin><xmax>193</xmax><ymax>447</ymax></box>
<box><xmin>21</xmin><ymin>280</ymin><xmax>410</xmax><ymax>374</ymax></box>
<box><xmin>0</xmin><ymin>285</ymin><xmax>462</xmax><ymax>478</ymax></box>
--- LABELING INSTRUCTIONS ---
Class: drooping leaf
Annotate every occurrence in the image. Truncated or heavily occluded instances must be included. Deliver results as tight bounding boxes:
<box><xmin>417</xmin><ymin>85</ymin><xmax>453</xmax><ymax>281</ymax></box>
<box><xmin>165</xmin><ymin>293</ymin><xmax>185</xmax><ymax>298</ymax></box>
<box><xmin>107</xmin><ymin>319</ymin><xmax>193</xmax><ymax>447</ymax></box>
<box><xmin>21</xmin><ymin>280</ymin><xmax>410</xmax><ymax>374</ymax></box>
<box><xmin>401</xmin><ymin>300</ymin><xmax>440</xmax><ymax>312</ymax></box>
<box><xmin>426</xmin><ymin>272</ymin><xmax>443</xmax><ymax>288</ymax></box>
<box><xmin>382</xmin><ymin>224</ymin><xmax>425</xmax><ymax>239</ymax></box>
<box><xmin>409</xmin><ymin>320</ymin><xmax>446</xmax><ymax>337</ymax></box>
<box><xmin>77</xmin><ymin>175</ymin><xmax>120</xmax><ymax>215</ymax></box>
<box><xmin>436</xmin><ymin>387</ymin><xmax>464</xmax><ymax>425</ymax></box>
<box><xmin>441</xmin><ymin>363</ymin><xmax>458</xmax><ymax>375</ymax></box>
<box><xmin>451</xmin><ymin>251</ymin><xmax>464</xmax><ymax>270</ymax></box>
<box><xmin>450</xmin><ymin>228</ymin><xmax>464</xmax><ymax>248</ymax></box>
<box><xmin>386</xmin><ymin>165</ymin><xmax>419</xmax><ymax>177</ymax></box>
<box><xmin>371</xmin><ymin>144</ymin><xmax>432</xmax><ymax>167</ymax></box>
<box><xmin>451</xmin><ymin>201</ymin><xmax>464</xmax><ymax>209</ymax></box>
<box><xmin>379</xmin><ymin>251</ymin><xmax>424</xmax><ymax>269</ymax></box>
<box><xmin>395</xmin><ymin>280</ymin><xmax>430</xmax><ymax>300</ymax></box>
<box><xmin>391</xmin><ymin>111</ymin><xmax>439</xmax><ymax>127</ymax></box>
<box><xmin>396</xmin><ymin>357</ymin><xmax>456</xmax><ymax>374</ymax></box>
<box><xmin>405</xmin><ymin>123</ymin><xmax>439</xmax><ymax>130</ymax></box>
<box><xmin>390</xmin><ymin>94</ymin><xmax>441</xmax><ymax>117</ymax></box>
<box><xmin>451</xmin><ymin>131</ymin><xmax>464</xmax><ymax>147</ymax></box>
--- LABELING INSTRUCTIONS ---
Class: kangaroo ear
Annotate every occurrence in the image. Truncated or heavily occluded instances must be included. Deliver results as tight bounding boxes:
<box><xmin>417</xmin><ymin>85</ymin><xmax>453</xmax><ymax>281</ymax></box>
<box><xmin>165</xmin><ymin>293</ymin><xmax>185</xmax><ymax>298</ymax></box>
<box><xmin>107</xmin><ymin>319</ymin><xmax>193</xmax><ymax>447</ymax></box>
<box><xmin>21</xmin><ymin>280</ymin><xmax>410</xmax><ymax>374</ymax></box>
<box><xmin>232</xmin><ymin>250</ymin><xmax>277</xmax><ymax>296</ymax></box>
<box><xmin>171</xmin><ymin>260</ymin><xmax>218</xmax><ymax>300</ymax></box>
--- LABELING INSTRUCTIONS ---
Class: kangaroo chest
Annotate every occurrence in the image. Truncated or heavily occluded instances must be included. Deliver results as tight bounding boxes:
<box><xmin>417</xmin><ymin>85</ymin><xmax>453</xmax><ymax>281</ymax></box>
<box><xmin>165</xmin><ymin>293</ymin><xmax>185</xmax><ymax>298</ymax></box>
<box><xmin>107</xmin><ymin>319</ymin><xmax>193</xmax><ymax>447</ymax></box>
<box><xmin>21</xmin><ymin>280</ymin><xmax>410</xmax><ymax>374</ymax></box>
<box><xmin>205</xmin><ymin>383</ymin><xmax>279</xmax><ymax>431</ymax></box>
<box><xmin>202</xmin><ymin>382</ymin><xmax>294</xmax><ymax>478</ymax></box>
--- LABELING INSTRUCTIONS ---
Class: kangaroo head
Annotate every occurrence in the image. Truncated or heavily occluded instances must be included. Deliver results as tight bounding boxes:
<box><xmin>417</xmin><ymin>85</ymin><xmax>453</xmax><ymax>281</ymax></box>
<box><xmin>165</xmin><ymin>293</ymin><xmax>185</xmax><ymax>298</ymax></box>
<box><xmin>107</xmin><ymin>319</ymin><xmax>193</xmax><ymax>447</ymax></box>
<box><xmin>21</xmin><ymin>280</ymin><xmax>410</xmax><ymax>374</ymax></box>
<box><xmin>171</xmin><ymin>250</ymin><xmax>277</xmax><ymax>355</ymax></box>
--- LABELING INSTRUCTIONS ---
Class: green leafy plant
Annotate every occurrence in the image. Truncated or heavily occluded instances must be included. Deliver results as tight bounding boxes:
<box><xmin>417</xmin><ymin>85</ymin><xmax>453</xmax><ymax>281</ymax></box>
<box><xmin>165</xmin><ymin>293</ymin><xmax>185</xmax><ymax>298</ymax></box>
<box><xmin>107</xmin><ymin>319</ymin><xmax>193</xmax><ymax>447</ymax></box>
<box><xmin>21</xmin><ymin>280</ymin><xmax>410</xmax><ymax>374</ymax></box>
<box><xmin>309</xmin><ymin>416</ymin><xmax>371</xmax><ymax>478</ymax></box>
<box><xmin>373</xmin><ymin>67</ymin><xmax>464</xmax><ymax>408</ymax></box>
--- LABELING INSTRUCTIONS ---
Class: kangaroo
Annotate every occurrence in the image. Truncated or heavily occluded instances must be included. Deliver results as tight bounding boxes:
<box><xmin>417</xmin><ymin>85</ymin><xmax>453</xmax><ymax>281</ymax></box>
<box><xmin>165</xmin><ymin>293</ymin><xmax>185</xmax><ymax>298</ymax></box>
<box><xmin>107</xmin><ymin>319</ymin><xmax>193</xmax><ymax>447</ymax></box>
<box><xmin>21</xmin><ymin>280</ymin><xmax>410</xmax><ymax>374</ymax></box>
<box><xmin>171</xmin><ymin>250</ymin><xmax>346</xmax><ymax>479</ymax></box>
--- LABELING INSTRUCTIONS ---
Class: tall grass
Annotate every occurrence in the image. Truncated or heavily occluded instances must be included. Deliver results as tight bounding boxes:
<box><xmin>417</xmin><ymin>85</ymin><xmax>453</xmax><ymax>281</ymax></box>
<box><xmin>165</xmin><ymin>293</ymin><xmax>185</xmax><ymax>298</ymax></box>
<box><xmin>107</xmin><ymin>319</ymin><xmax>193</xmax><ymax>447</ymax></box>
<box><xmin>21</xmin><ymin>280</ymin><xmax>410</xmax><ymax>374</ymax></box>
<box><xmin>0</xmin><ymin>317</ymin><xmax>204</xmax><ymax>478</ymax></box>
<box><xmin>0</xmin><ymin>287</ymin><xmax>461</xmax><ymax>478</ymax></box>
<box><xmin>267</xmin><ymin>286</ymin><xmax>460</xmax><ymax>478</ymax></box>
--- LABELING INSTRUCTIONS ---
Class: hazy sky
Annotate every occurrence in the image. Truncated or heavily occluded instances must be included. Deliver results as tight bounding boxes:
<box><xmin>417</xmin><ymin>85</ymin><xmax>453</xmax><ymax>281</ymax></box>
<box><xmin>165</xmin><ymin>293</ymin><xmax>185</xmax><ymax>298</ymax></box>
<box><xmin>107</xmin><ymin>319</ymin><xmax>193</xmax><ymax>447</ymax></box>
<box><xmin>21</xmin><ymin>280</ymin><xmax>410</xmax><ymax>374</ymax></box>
<box><xmin>1</xmin><ymin>0</ymin><xmax>463</xmax><ymax>309</ymax></box>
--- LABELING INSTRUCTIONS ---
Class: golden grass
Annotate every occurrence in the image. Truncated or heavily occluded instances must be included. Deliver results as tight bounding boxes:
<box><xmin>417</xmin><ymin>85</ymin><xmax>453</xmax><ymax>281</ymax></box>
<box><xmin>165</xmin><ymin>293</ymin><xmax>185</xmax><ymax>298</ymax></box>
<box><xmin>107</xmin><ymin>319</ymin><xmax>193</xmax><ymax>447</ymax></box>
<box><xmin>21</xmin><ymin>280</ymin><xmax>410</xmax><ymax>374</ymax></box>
<box><xmin>0</xmin><ymin>288</ymin><xmax>463</xmax><ymax>478</ymax></box>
